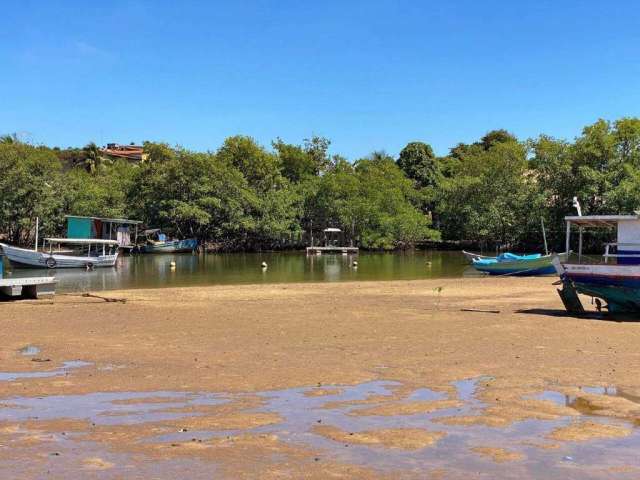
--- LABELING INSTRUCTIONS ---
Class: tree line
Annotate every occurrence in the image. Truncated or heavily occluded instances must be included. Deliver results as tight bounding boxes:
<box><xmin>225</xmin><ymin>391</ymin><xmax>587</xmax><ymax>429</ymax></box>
<box><xmin>1</xmin><ymin>117</ymin><xmax>639</xmax><ymax>252</ymax></box>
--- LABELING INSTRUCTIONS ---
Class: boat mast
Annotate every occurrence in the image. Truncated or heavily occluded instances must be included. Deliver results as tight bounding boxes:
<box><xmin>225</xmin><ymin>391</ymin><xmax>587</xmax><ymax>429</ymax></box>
<box><xmin>541</xmin><ymin>218</ymin><xmax>548</xmax><ymax>255</ymax></box>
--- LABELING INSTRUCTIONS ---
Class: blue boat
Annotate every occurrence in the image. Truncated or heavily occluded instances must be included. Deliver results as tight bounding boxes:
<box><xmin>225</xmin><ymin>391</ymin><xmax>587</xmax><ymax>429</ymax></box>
<box><xmin>471</xmin><ymin>252</ymin><xmax>567</xmax><ymax>276</ymax></box>
<box><xmin>138</xmin><ymin>229</ymin><xmax>198</xmax><ymax>254</ymax></box>
<box><xmin>556</xmin><ymin>214</ymin><xmax>640</xmax><ymax>313</ymax></box>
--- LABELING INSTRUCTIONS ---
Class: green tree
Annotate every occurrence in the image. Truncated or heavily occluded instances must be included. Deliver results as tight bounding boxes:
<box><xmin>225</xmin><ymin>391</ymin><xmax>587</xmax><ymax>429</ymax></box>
<box><xmin>437</xmin><ymin>140</ymin><xmax>536</xmax><ymax>247</ymax></box>
<box><xmin>64</xmin><ymin>160</ymin><xmax>136</xmax><ymax>219</ymax></box>
<box><xmin>0</xmin><ymin>133</ymin><xmax>20</xmax><ymax>144</ymax></box>
<box><xmin>81</xmin><ymin>142</ymin><xmax>106</xmax><ymax>174</ymax></box>
<box><xmin>480</xmin><ymin>129</ymin><xmax>517</xmax><ymax>150</ymax></box>
<box><xmin>0</xmin><ymin>142</ymin><xmax>65</xmax><ymax>245</ymax></box>
<box><xmin>272</xmin><ymin>139</ymin><xmax>316</xmax><ymax>183</ymax></box>
<box><xmin>217</xmin><ymin>136</ymin><xmax>282</xmax><ymax>191</ymax></box>
<box><xmin>397</xmin><ymin>141</ymin><xmax>439</xmax><ymax>188</ymax></box>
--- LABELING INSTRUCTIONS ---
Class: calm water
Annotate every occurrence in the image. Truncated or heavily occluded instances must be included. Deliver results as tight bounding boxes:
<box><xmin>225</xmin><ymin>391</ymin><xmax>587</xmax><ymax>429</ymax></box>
<box><xmin>1</xmin><ymin>250</ymin><xmax>473</xmax><ymax>293</ymax></box>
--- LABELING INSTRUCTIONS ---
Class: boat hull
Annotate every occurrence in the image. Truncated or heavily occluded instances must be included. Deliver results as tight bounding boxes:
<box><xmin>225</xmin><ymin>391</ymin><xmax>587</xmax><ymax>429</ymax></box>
<box><xmin>140</xmin><ymin>239</ymin><xmax>198</xmax><ymax>254</ymax></box>
<box><xmin>0</xmin><ymin>243</ymin><xmax>118</xmax><ymax>269</ymax></box>
<box><xmin>472</xmin><ymin>253</ymin><xmax>567</xmax><ymax>276</ymax></box>
<box><xmin>561</xmin><ymin>263</ymin><xmax>640</xmax><ymax>312</ymax></box>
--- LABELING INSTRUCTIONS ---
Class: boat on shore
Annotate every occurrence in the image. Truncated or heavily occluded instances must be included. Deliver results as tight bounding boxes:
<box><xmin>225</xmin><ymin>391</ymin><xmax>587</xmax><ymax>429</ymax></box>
<box><xmin>471</xmin><ymin>252</ymin><xmax>567</xmax><ymax>276</ymax></box>
<box><xmin>0</xmin><ymin>238</ymin><xmax>119</xmax><ymax>269</ymax></box>
<box><xmin>555</xmin><ymin>214</ymin><xmax>640</xmax><ymax>313</ymax></box>
<box><xmin>137</xmin><ymin>229</ymin><xmax>197</xmax><ymax>254</ymax></box>
<box><xmin>463</xmin><ymin>250</ymin><xmax>545</xmax><ymax>263</ymax></box>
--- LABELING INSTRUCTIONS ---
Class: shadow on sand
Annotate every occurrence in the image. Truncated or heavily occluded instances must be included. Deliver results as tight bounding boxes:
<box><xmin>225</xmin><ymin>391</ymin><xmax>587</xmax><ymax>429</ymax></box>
<box><xmin>516</xmin><ymin>308</ymin><xmax>640</xmax><ymax>323</ymax></box>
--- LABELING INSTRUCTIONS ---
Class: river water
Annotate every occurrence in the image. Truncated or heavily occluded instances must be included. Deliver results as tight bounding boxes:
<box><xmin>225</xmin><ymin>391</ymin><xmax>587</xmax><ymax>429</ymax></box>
<box><xmin>1</xmin><ymin>250</ymin><xmax>476</xmax><ymax>293</ymax></box>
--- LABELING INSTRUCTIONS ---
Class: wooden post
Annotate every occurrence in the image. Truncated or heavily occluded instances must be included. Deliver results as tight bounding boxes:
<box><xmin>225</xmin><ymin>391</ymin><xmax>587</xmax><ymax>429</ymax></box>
<box><xmin>34</xmin><ymin>217</ymin><xmax>39</xmax><ymax>252</ymax></box>
<box><xmin>578</xmin><ymin>227</ymin><xmax>583</xmax><ymax>263</ymax></box>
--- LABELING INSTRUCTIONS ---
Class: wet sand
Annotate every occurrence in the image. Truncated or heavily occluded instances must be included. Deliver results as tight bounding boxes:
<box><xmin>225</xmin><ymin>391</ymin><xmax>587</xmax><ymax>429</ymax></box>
<box><xmin>2</xmin><ymin>277</ymin><xmax>640</xmax><ymax>478</ymax></box>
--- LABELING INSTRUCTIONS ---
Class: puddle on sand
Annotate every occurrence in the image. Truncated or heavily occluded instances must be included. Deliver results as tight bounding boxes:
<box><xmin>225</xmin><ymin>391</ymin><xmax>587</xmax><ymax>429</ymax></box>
<box><xmin>1</xmin><ymin>391</ymin><xmax>228</xmax><ymax>425</ymax></box>
<box><xmin>17</xmin><ymin>345</ymin><xmax>41</xmax><ymax>356</ymax></box>
<box><xmin>0</xmin><ymin>426</ymin><xmax>219</xmax><ymax>480</ymax></box>
<box><xmin>0</xmin><ymin>361</ymin><xmax>91</xmax><ymax>382</ymax></box>
<box><xmin>3</xmin><ymin>377</ymin><xmax>640</xmax><ymax>478</ymax></box>
<box><xmin>254</xmin><ymin>378</ymin><xmax>640</xmax><ymax>478</ymax></box>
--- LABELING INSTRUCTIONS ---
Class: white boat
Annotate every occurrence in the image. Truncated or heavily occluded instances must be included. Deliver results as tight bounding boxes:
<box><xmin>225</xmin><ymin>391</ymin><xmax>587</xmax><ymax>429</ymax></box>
<box><xmin>0</xmin><ymin>238</ymin><xmax>119</xmax><ymax>269</ymax></box>
<box><xmin>554</xmin><ymin>214</ymin><xmax>640</xmax><ymax>313</ymax></box>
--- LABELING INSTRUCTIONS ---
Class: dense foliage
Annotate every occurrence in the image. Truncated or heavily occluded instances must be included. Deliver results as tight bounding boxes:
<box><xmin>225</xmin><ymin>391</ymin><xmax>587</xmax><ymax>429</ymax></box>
<box><xmin>2</xmin><ymin>118</ymin><xmax>640</xmax><ymax>251</ymax></box>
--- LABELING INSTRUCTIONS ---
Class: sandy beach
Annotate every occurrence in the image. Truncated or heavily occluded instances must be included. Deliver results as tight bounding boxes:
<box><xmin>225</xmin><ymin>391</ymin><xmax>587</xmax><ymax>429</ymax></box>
<box><xmin>2</xmin><ymin>277</ymin><xmax>640</xmax><ymax>479</ymax></box>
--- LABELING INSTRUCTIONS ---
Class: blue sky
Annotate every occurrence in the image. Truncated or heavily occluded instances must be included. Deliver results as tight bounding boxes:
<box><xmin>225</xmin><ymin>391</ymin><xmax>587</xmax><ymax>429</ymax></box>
<box><xmin>1</xmin><ymin>1</ymin><xmax>639</xmax><ymax>158</ymax></box>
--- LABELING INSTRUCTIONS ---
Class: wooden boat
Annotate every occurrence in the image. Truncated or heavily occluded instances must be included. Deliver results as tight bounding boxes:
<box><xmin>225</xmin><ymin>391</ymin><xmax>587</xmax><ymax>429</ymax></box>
<box><xmin>140</xmin><ymin>239</ymin><xmax>198</xmax><ymax>254</ymax></box>
<box><xmin>471</xmin><ymin>252</ymin><xmax>567</xmax><ymax>276</ymax></box>
<box><xmin>138</xmin><ymin>229</ymin><xmax>197</xmax><ymax>254</ymax></box>
<box><xmin>555</xmin><ymin>214</ymin><xmax>640</xmax><ymax>313</ymax></box>
<box><xmin>0</xmin><ymin>238</ymin><xmax>119</xmax><ymax>269</ymax></box>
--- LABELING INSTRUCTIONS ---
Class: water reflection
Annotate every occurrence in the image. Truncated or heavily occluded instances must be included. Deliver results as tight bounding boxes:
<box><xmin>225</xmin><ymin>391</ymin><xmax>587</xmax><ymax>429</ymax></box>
<box><xmin>1</xmin><ymin>251</ymin><xmax>473</xmax><ymax>293</ymax></box>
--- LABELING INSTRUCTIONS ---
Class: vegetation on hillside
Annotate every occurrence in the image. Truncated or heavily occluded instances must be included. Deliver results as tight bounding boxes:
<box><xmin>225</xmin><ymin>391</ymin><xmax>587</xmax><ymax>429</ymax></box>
<box><xmin>2</xmin><ymin>118</ymin><xmax>640</xmax><ymax>251</ymax></box>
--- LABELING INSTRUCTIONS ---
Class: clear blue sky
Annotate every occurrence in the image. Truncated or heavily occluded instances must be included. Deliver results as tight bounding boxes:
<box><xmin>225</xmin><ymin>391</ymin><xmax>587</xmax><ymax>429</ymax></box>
<box><xmin>1</xmin><ymin>1</ymin><xmax>639</xmax><ymax>159</ymax></box>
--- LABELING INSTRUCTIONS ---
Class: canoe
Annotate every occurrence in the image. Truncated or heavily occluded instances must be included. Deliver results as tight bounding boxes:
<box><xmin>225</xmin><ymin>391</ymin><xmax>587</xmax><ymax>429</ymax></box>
<box><xmin>463</xmin><ymin>250</ymin><xmax>542</xmax><ymax>263</ymax></box>
<box><xmin>139</xmin><ymin>239</ymin><xmax>198</xmax><ymax>254</ymax></box>
<box><xmin>471</xmin><ymin>252</ymin><xmax>567</xmax><ymax>276</ymax></box>
<box><xmin>0</xmin><ymin>241</ymin><xmax>119</xmax><ymax>269</ymax></box>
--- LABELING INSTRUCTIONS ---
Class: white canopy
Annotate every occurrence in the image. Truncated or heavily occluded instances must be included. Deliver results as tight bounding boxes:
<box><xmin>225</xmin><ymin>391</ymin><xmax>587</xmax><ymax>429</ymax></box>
<box><xmin>44</xmin><ymin>238</ymin><xmax>120</xmax><ymax>245</ymax></box>
<box><xmin>323</xmin><ymin>228</ymin><xmax>342</xmax><ymax>233</ymax></box>
<box><xmin>565</xmin><ymin>215</ymin><xmax>640</xmax><ymax>228</ymax></box>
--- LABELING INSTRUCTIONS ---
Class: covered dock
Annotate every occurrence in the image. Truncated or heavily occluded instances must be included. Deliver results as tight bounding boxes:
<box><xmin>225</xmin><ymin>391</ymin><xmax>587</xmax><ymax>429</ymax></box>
<box><xmin>306</xmin><ymin>227</ymin><xmax>358</xmax><ymax>255</ymax></box>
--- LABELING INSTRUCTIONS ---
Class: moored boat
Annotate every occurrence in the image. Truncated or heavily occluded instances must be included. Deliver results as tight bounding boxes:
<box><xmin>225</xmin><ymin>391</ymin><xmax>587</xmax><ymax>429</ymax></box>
<box><xmin>472</xmin><ymin>252</ymin><xmax>567</xmax><ymax>276</ymax></box>
<box><xmin>137</xmin><ymin>229</ymin><xmax>198</xmax><ymax>254</ymax></box>
<box><xmin>140</xmin><ymin>239</ymin><xmax>198</xmax><ymax>254</ymax></box>
<box><xmin>0</xmin><ymin>238</ymin><xmax>119</xmax><ymax>269</ymax></box>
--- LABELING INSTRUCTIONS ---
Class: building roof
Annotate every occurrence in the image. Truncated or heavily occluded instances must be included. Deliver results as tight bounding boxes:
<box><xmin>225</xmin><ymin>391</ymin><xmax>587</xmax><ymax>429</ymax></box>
<box><xmin>101</xmin><ymin>144</ymin><xmax>145</xmax><ymax>161</ymax></box>
<box><xmin>65</xmin><ymin>215</ymin><xmax>142</xmax><ymax>225</ymax></box>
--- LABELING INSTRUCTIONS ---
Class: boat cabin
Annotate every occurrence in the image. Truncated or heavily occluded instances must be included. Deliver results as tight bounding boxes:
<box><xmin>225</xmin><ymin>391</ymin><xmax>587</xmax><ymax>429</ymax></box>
<box><xmin>66</xmin><ymin>215</ymin><xmax>142</xmax><ymax>249</ymax></box>
<box><xmin>564</xmin><ymin>215</ymin><xmax>640</xmax><ymax>265</ymax></box>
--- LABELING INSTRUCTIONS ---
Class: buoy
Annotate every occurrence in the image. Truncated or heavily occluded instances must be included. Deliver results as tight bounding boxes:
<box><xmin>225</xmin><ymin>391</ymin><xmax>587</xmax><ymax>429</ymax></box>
<box><xmin>170</xmin><ymin>261</ymin><xmax>176</xmax><ymax>269</ymax></box>
<box><xmin>261</xmin><ymin>261</ymin><xmax>268</xmax><ymax>269</ymax></box>
<box><xmin>352</xmin><ymin>261</ymin><xmax>358</xmax><ymax>267</ymax></box>
<box><xmin>426</xmin><ymin>261</ymin><xmax>432</xmax><ymax>266</ymax></box>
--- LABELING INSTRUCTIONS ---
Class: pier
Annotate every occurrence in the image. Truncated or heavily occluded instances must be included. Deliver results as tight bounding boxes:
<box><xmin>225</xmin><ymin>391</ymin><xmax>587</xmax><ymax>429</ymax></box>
<box><xmin>306</xmin><ymin>246</ymin><xmax>359</xmax><ymax>255</ymax></box>
<box><xmin>307</xmin><ymin>227</ymin><xmax>359</xmax><ymax>255</ymax></box>
<box><xmin>0</xmin><ymin>277</ymin><xmax>56</xmax><ymax>299</ymax></box>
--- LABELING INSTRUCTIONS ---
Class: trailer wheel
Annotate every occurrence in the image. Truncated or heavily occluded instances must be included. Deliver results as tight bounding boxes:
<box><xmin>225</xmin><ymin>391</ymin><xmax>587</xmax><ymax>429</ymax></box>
<box><xmin>45</xmin><ymin>257</ymin><xmax>57</xmax><ymax>269</ymax></box>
